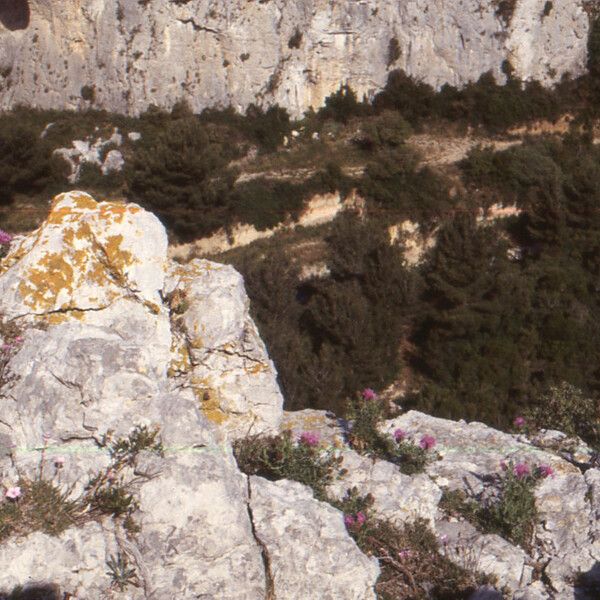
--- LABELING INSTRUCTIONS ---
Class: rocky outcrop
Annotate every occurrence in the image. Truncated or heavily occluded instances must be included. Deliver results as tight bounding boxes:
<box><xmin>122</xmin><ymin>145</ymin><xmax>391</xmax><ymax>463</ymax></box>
<box><xmin>0</xmin><ymin>192</ymin><xmax>377</xmax><ymax>598</ymax></box>
<box><xmin>0</xmin><ymin>1</ymin><xmax>590</xmax><ymax>118</ymax></box>
<box><xmin>1</xmin><ymin>192</ymin><xmax>599</xmax><ymax>599</ymax></box>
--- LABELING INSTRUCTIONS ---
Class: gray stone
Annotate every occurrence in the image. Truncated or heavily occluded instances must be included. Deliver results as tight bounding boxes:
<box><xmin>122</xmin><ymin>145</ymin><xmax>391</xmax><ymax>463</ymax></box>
<box><xmin>436</xmin><ymin>519</ymin><xmax>530</xmax><ymax>592</ymax></box>
<box><xmin>0</xmin><ymin>1</ymin><xmax>589</xmax><ymax>118</ymax></box>
<box><xmin>328</xmin><ymin>448</ymin><xmax>442</xmax><ymax>527</ymax></box>
<box><xmin>0</xmin><ymin>520</ymin><xmax>122</xmax><ymax>599</ymax></box>
<box><xmin>101</xmin><ymin>149</ymin><xmax>124</xmax><ymax>175</ymax></box>
<box><xmin>249</xmin><ymin>476</ymin><xmax>380</xmax><ymax>600</ymax></box>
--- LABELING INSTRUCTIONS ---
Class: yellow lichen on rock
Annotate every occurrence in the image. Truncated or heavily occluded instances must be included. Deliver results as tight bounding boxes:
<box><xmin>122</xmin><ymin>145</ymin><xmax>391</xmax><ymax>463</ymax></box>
<box><xmin>191</xmin><ymin>378</ymin><xmax>229</xmax><ymax>425</ymax></box>
<box><xmin>3</xmin><ymin>191</ymin><xmax>165</xmax><ymax>322</ymax></box>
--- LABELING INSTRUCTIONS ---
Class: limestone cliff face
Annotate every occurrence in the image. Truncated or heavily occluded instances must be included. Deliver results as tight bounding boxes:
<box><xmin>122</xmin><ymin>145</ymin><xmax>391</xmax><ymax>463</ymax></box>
<box><xmin>0</xmin><ymin>0</ymin><xmax>590</xmax><ymax>117</ymax></box>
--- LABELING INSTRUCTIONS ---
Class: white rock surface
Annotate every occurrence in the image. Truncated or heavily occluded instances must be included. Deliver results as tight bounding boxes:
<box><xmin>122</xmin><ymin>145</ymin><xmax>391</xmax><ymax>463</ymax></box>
<box><xmin>0</xmin><ymin>192</ymin><xmax>326</xmax><ymax>598</ymax></box>
<box><xmin>328</xmin><ymin>448</ymin><xmax>442</xmax><ymax>527</ymax></box>
<box><xmin>249</xmin><ymin>476</ymin><xmax>380</xmax><ymax>600</ymax></box>
<box><xmin>164</xmin><ymin>259</ymin><xmax>284</xmax><ymax>439</ymax></box>
<box><xmin>436</xmin><ymin>519</ymin><xmax>530</xmax><ymax>592</ymax></box>
<box><xmin>0</xmin><ymin>1</ymin><xmax>589</xmax><ymax>118</ymax></box>
<box><xmin>0</xmin><ymin>521</ymin><xmax>122</xmax><ymax>599</ymax></box>
<box><xmin>102</xmin><ymin>149</ymin><xmax>125</xmax><ymax>175</ymax></box>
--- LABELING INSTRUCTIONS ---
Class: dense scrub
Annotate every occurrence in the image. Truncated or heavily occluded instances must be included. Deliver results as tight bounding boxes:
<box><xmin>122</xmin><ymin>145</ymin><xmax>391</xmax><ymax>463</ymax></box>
<box><xmin>225</xmin><ymin>133</ymin><xmax>600</xmax><ymax>438</ymax></box>
<box><xmin>3</xmin><ymin>63</ymin><xmax>600</xmax><ymax>434</ymax></box>
<box><xmin>227</xmin><ymin>216</ymin><xmax>420</xmax><ymax>415</ymax></box>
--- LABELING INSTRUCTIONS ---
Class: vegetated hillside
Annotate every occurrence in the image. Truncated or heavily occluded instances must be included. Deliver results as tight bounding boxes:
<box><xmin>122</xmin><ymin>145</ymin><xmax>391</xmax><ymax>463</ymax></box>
<box><xmin>3</xmin><ymin>61</ymin><xmax>600</xmax><ymax>439</ymax></box>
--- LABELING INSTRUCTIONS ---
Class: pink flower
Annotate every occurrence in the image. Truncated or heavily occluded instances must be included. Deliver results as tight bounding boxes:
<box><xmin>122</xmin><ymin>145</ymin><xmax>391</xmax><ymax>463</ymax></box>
<box><xmin>344</xmin><ymin>514</ymin><xmax>355</xmax><ymax>527</ymax></box>
<box><xmin>14</xmin><ymin>336</ymin><xmax>23</xmax><ymax>344</ymax></box>
<box><xmin>0</xmin><ymin>230</ymin><xmax>13</xmax><ymax>245</ymax></box>
<box><xmin>537</xmin><ymin>464</ymin><xmax>554</xmax><ymax>479</ymax></box>
<box><xmin>398</xmin><ymin>549</ymin><xmax>413</xmax><ymax>560</ymax></box>
<box><xmin>54</xmin><ymin>456</ymin><xmax>65</xmax><ymax>468</ymax></box>
<box><xmin>299</xmin><ymin>431</ymin><xmax>319</xmax><ymax>447</ymax></box>
<box><xmin>513</xmin><ymin>463</ymin><xmax>530</xmax><ymax>480</ymax></box>
<box><xmin>419</xmin><ymin>435</ymin><xmax>436</xmax><ymax>450</ymax></box>
<box><xmin>0</xmin><ymin>344</ymin><xmax>12</xmax><ymax>353</ymax></box>
<box><xmin>513</xmin><ymin>416</ymin><xmax>526</xmax><ymax>428</ymax></box>
<box><xmin>5</xmin><ymin>486</ymin><xmax>21</xmax><ymax>500</ymax></box>
<box><xmin>355</xmin><ymin>512</ymin><xmax>366</xmax><ymax>525</ymax></box>
<box><xmin>393</xmin><ymin>429</ymin><xmax>407</xmax><ymax>442</ymax></box>
<box><xmin>361</xmin><ymin>388</ymin><xmax>377</xmax><ymax>401</ymax></box>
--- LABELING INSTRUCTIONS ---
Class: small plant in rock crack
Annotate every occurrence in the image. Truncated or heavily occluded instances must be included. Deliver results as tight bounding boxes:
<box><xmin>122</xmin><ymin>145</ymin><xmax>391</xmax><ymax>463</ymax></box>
<box><xmin>347</xmin><ymin>389</ymin><xmax>434</xmax><ymax>475</ymax></box>
<box><xmin>106</xmin><ymin>552</ymin><xmax>139</xmax><ymax>591</ymax></box>
<box><xmin>331</xmin><ymin>487</ymin><xmax>375</xmax><ymax>546</ymax></box>
<box><xmin>0</xmin><ymin>477</ymin><xmax>83</xmax><ymax>542</ymax></box>
<box><xmin>233</xmin><ymin>430</ymin><xmax>343</xmax><ymax>501</ymax></box>
<box><xmin>440</xmin><ymin>461</ymin><xmax>554</xmax><ymax>551</ymax></box>
<box><xmin>347</xmin><ymin>388</ymin><xmax>395</xmax><ymax>455</ymax></box>
<box><xmin>165</xmin><ymin>288</ymin><xmax>190</xmax><ymax>316</ymax></box>
<box><xmin>86</xmin><ymin>425</ymin><xmax>164</xmax><ymax>520</ymax></box>
<box><xmin>104</xmin><ymin>424</ymin><xmax>164</xmax><ymax>468</ymax></box>
<box><xmin>0</xmin><ymin>316</ymin><xmax>24</xmax><ymax>392</ymax></box>
<box><xmin>87</xmin><ymin>475</ymin><xmax>138</xmax><ymax>518</ymax></box>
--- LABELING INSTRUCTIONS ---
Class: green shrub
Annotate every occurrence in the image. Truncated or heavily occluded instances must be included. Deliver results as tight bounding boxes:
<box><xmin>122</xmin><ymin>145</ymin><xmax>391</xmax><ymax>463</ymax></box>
<box><xmin>525</xmin><ymin>382</ymin><xmax>600</xmax><ymax>448</ymax></box>
<box><xmin>230</xmin><ymin>216</ymin><xmax>420</xmax><ymax>414</ymax></box>
<box><xmin>360</xmin><ymin>146</ymin><xmax>453</xmax><ymax>221</ymax></box>
<box><xmin>242</xmin><ymin>104</ymin><xmax>291</xmax><ymax>153</ymax></box>
<box><xmin>0</xmin><ymin>118</ymin><xmax>61</xmax><ymax>204</ymax></box>
<box><xmin>125</xmin><ymin>114</ymin><xmax>236</xmax><ymax>240</ymax></box>
<box><xmin>233</xmin><ymin>431</ymin><xmax>343</xmax><ymax>500</ymax></box>
<box><xmin>588</xmin><ymin>16</ymin><xmax>600</xmax><ymax>78</ymax></box>
<box><xmin>440</xmin><ymin>462</ymin><xmax>544</xmax><ymax>551</ymax></box>
<box><xmin>353</xmin><ymin>111</ymin><xmax>412</xmax><ymax>152</ymax></box>
<box><xmin>318</xmin><ymin>84</ymin><xmax>368</xmax><ymax>124</ymax></box>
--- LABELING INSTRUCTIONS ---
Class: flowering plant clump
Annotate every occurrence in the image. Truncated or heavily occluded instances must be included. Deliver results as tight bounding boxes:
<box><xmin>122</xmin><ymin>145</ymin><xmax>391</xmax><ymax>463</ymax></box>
<box><xmin>5</xmin><ymin>486</ymin><xmax>21</xmax><ymax>500</ymax></box>
<box><xmin>233</xmin><ymin>431</ymin><xmax>343</xmax><ymax>501</ymax></box>
<box><xmin>393</xmin><ymin>428</ymin><xmax>407</xmax><ymax>442</ymax></box>
<box><xmin>346</xmin><ymin>390</ymin><xmax>435</xmax><ymax>475</ymax></box>
<box><xmin>513</xmin><ymin>416</ymin><xmax>526</xmax><ymax>429</ymax></box>
<box><xmin>419</xmin><ymin>435</ymin><xmax>437</xmax><ymax>450</ymax></box>
<box><xmin>361</xmin><ymin>388</ymin><xmax>378</xmax><ymax>401</ymax></box>
<box><xmin>536</xmin><ymin>464</ymin><xmax>555</xmax><ymax>478</ymax></box>
<box><xmin>512</xmin><ymin>462</ymin><xmax>530</xmax><ymax>480</ymax></box>
<box><xmin>299</xmin><ymin>431</ymin><xmax>320</xmax><ymax>447</ymax></box>
<box><xmin>440</xmin><ymin>459</ymin><xmax>555</xmax><ymax>551</ymax></box>
<box><xmin>0</xmin><ymin>229</ymin><xmax>12</xmax><ymax>259</ymax></box>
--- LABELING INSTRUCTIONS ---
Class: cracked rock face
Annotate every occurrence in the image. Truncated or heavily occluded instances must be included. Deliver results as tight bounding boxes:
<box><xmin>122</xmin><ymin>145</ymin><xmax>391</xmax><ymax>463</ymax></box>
<box><xmin>0</xmin><ymin>192</ymin><xmax>374</xmax><ymax>598</ymax></box>
<box><xmin>0</xmin><ymin>1</ymin><xmax>589</xmax><ymax>118</ymax></box>
<box><xmin>248</xmin><ymin>476</ymin><xmax>380</xmax><ymax>600</ymax></box>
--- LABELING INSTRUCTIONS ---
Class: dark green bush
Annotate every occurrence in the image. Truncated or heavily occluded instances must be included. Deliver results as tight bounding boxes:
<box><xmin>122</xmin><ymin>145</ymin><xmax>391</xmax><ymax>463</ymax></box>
<box><xmin>360</xmin><ymin>146</ymin><xmax>453</xmax><ymax>222</ymax></box>
<box><xmin>242</xmin><ymin>104</ymin><xmax>291</xmax><ymax>153</ymax></box>
<box><xmin>0</xmin><ymin>118</ymin><xmax>60</xmax><ymax>204</ymax></box>
<box><xmin>125</xmin><ymin>114</ymin><xmax>237</xmax><ymax>240</ymax></box>
<box><xmin>230</xmin><ymin>216</ymin><xmax>420</xmax><ymax>414</ymax></box>
<box><xmin>318</xmin><ymin>84</ymin><xmax>369</xmax><ymax>124</ymax></box>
